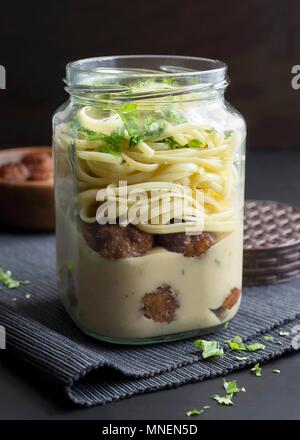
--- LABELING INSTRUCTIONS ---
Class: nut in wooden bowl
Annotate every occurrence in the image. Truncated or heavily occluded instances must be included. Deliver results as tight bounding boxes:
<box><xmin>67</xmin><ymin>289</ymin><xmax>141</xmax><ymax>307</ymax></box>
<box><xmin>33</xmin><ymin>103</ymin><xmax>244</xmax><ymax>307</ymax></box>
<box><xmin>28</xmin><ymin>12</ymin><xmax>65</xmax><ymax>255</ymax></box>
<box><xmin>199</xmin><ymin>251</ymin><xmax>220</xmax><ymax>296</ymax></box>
<box><xmin>0</xmin><ymin>147</ymin><xmax>54</xmax><ymax>231</ymax></box>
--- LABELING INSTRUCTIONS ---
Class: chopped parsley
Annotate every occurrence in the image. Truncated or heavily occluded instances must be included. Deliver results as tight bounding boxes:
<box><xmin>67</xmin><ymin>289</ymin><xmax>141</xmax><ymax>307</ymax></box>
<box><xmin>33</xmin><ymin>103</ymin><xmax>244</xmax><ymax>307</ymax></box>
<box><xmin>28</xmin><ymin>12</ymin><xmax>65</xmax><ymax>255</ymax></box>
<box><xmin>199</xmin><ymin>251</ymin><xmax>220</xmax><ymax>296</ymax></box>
<box><xmin>158</xmin><ymin>108</ymin><xmax>185</xmax><ymax>124</ymax></box>
<box><xmin>213</xmin><ymin>393</ymin><xmax>234</xmax><ymax>406</ymax></box>
<box><xmin>161</xmin><ymin>137</ymin><xmax>182</xmax><ymax>149</ymax></box>
<box><xmin>223</xmin><ymin>379</ymin><xmax>246</xmax><ymax>395</ymax></box>
<box><xmin>263</xmin><ymin>336</ymin><xmax>274</xmax><ymax>342</ymax></box>
<box><xmin>78</xmin><ymin>127</ymin><xmax>124</xmax><ymax>155</ymax></box>
<box><xmin>246</xmin><ymin>343</ymin><xmax>266</xmax><ymax>352</ymax></box>
<box><xmin>186</xmin><ymin>409</ymin><xmax>203</xmax><ymax>417</ymax></box>
<box><xmin>194</xmin><ymin>339</ymin><xmax>224</xmax><ymax>358</ymax></box>
<box><xmin>226</xmin><ymin>336</ymin><xmax>265</xmax><ymax>352</ymax></box>
<box><xmin>235</xmin><ymin>355</ymin><xmax>249</xmax><ymax>361</ymax></box>
<box><xmin>0</xmin><ymin>268</ymin><xmax>30</xmax><ymax>290</ymax></box>
<box><xmin>250</xmin><ymin>363</ymin><xmax>262</xmax><ymax>377</ymax></box>
<box><xmin>278</xmin><ymin>331</ymin><xmax>290</xmax><ymax>336</ymax></box>
<box><xmin>226</xmin><ymin>336</ymin><xmax>246</xmax><ymax>352</ymax></box>
<box><xmin>187</xmin><ymin>139</ymin><xmax>204</xmax><ymax>149</ymax></box>
<box><xmin>117</xmin><ymin>103</ymin><xmax>138</xmax><ymax>123</ymax></box>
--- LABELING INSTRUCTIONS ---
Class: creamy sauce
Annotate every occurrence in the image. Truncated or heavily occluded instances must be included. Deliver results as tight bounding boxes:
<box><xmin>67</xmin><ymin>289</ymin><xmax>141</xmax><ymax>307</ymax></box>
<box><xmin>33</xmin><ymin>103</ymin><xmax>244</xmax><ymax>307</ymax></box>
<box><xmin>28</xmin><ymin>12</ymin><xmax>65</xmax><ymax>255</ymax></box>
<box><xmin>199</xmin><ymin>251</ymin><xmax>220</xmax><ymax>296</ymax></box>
<box><xmin>56</xmin><ymin>209</ymin><xmax>243</xmax><ymax>340</ymax></box>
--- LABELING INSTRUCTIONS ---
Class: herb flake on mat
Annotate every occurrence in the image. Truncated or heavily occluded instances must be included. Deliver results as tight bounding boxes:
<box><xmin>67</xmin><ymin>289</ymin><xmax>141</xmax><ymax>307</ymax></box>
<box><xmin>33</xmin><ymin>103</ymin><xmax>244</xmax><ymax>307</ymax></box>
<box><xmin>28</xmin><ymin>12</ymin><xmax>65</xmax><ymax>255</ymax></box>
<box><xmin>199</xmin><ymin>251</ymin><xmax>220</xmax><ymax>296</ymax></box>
<box><xmin>186</xmin><ymin>409</ymin><xmax>203</xmax><ymax>417</ymax></box>
<box><xmin>223</xmin><ymin>379</ymin><xmax>246</xmax><ymax>395</ymax></box>
<box><xmin>194</xmin><ymin>339</ymin><xmax>224</xmax><ymax>358</ymax></box>
<box><xmin>278</xmin><ymin>331</ymin><xmax>290</xmax><ymax>336</ymax></box>
<box><xmin>251</xmin><ymin>363</ymin><xmax>262</xmax><ymax>377</ymax></box>
<box><xmin>213</xmin><ymin>393</ymin><xmax>234</xmax><ymax>406</ymax></box>
<box><xmin>226</xmin><ymin>336</ymin><xmax>265</xmax><ymax>352</ymax></box>
<box><xmin>0</xmin><ymin>268</ymin><xmax>30</xmax><ymax>290</ymax></box>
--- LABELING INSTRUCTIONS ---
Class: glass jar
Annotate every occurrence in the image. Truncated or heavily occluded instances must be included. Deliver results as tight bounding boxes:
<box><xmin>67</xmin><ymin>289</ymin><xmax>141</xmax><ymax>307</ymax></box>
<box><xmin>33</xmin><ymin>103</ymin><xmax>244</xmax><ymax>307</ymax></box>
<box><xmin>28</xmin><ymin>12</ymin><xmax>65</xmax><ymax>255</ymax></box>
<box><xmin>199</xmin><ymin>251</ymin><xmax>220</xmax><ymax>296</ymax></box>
<box><xmin>53</xmin><ymin>55</ymin><xmax>246</xmax><ymax>344</ymax></box>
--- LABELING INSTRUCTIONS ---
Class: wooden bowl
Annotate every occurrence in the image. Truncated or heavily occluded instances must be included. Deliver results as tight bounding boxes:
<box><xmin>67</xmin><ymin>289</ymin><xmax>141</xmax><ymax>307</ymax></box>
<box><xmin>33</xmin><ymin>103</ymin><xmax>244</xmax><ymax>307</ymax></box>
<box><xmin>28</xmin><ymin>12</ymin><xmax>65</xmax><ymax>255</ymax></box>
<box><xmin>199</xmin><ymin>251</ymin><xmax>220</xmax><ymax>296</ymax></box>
<box><xmin>0</xmin><ymin>147</ymin><xmax>54</xmax><ymax>231</ymax></box>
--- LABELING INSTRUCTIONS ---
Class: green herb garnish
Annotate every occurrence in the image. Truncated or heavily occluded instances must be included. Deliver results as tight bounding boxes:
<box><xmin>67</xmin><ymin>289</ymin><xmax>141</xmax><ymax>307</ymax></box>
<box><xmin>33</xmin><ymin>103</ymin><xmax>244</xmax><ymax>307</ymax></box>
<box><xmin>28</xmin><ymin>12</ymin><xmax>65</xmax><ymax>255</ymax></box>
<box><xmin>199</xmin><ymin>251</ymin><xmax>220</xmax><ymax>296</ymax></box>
<box><xmin>278</xmin><ymin>331</ymin><xmax>290</xmax><ymax>336</ymax></box>
<box><xmin>250</xmin><ymin>363</ymin><xmax>262</xmax><ymax>377</ymax></box>
<box><xmin>235</xmin><ymin>356</ymin><xmax>249</xmax><ymax>361</ymax></box>
<box><xmin>226</xmin><ymin>336</ymin><xmax>265</xmax><ymax>352</ymax></box>
<box><xmin>223</xmin><ymin>379</ymin><xmax>246</xmax><ymax>395</ymax></box>
<box><xmin>117</xmin><ymin>103</ymin><xmax>138</xmax><ymax>123</ymax></box>
<box><xmin>188</xmin><ymin>139</ymin><xmax>204</xmax><ymax>149</ymax></box>
<box><xmin>194</xmin><ymin>339</ymin><xmax>224</xmax><ymax>358</ymax></box>
<box><xmin>158</xmin><ymin>108</ymin><xmax>185</xmax><ymax>124</ymax></box>
<box><xmin>186</xmin><ymin>409</ymin><xmax>203</xmax><ymax>417</ymax></box>
<box><xmin>263</xmin><ymin>336</ymin><xmax>274</xmax><ymax>342</ymax></box>
<box><xmin>213</xmin><ymin>393</ymin><xmax>234</xmax><ymax>406</ymax></box>
<box><xmin>246</xmin><ymin>343</ymin><xmax>265</xmax><ymax>352</ymax></box>
<box><xmin>162</xmin><ymin>137</ymin><xmax>182</xmax><ymax>149</ymax></box>
<box><xmin>226</xmin><ymin>336</ymin><xmax>246</xmax><ymax>352</ymax></box>
<box><xmin>0</xmin><ymin>268</ymin><xmax>30</xmax><ymax>290</ymax></box>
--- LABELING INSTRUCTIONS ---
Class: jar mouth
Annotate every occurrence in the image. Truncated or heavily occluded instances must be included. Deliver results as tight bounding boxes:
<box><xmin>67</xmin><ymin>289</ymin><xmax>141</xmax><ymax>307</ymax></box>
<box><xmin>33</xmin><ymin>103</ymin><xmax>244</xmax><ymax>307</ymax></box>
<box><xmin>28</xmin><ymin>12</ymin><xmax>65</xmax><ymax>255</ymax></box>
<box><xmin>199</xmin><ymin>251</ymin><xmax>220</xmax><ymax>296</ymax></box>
<box><xmin>65</xmin><ymin>55</ymin><xmax>228</xmax><ymax>103</ymax></box>
<box><xmin>66</xmin><ymin>55</ymin><xmax>226</xmax><ymax>78</ymax></box>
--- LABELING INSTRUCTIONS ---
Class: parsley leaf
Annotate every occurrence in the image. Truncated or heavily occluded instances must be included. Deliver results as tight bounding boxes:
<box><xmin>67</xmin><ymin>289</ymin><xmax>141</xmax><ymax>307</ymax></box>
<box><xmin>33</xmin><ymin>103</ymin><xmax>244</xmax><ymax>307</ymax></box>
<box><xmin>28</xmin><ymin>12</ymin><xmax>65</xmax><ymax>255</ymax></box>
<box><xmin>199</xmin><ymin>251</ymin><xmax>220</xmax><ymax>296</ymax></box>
<box><xmin>117</xmin><ymin>103</ymin><xmax>138</xmax><ymax>123</ymax></box>
<box><xmin>162</xmin><ymin>137</ymin><xmax>182</xmax><ymax>149</ymax></box>
<box><xmin>194</xmin><ymin>339</ymin><xmax>224</xmax><ymax>359</ymax></box>
<box><xmin>235</xmin><ymin>355</ymin><xmax>249</xmax><ymax>361</ymax></box>
<box><xmin>213</xmin><ymin>393</ymin><xmax>234</xmax><ymax>406</ymax></box>
<box><xmin>158</xmin><ymin>108</ymin><xmax>185</xmax><ymax>124</ymax></box>
<box><xmin>263</xmin><ymin>336</ymin><xmax>274</xmax><ymax>342</ymax></box>
<box><xmin>278</xmin><ymin>331</ymin><xmax>290</xmax><ymax>336</ymax></box>
<box><xmin>251</xmin><ymin>363</ymin><xmax>262</xmax><ymax>377</ymax></box>
<box><xmin>247</xmin><ymin>343</ymin><xmax>265</xmax><ymax>352</ymax></box>
<box><xmin>188</xmin><ymin>139</ymin><xmax>205</xmax><ymax>149</ymax></box>
<box><xmin>226</xmin><ymin>336</ymin><xmax>265</xmax><ymax>352</ymax></box>
<box><xmin>223</xmin><ymin>379</ymin><xmax>245</xmax><ymax>395</ymax></box>
<box><xmin>0</xmin><ymin>268</ymin><xmax>30</xmax><ymax>290</ymax></box>
<box><xmin>226</xmin><ymin>336</ymin><xmax>246</xmax><ymax>352</ymax></box>
<box><xmin>186</xmin><ymin>409</ymin><xmax>203</xmax><ymax>416</ymax></box>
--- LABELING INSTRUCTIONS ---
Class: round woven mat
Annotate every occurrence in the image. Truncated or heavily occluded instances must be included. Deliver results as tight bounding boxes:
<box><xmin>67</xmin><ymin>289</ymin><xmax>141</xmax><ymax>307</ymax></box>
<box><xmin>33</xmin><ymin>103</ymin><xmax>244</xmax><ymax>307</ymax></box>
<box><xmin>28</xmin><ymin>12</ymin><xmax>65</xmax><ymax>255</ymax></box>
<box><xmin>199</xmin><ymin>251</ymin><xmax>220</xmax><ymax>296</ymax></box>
<box><xmin>243</xmin><ymin>200</ymin><xmax>300</xmax><ymax>286</ymax></box>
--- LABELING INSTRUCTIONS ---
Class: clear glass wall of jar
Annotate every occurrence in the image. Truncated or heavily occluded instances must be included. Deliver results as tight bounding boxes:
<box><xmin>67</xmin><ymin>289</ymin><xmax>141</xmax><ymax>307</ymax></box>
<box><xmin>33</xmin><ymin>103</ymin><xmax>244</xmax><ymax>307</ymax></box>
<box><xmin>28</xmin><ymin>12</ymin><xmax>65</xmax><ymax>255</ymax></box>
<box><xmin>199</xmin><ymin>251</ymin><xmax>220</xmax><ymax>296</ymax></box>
<box><xmin>53</xmin><ymin>56</ymin><xmax>246</xmax><ymax>344</ymax></box>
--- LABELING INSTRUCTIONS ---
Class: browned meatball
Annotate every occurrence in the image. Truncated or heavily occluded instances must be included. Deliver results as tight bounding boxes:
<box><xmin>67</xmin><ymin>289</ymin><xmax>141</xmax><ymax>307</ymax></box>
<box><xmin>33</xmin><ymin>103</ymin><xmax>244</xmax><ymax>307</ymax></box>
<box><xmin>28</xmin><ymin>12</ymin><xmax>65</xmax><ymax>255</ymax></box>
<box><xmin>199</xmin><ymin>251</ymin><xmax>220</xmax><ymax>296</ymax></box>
<box><xmin>22</xmin><ymin>151</ymin><xmax>53</xmax><ymax>181</ymax></box>
<box><xmin>142</xmin><ymin>285</ymin><xmax>179</xmax><ymax>323</ymax></box>
<box><xmin>211</xmin><ymin>287</ymin><xmax>241</xmax><ymax>319</ymax></box>
<box><xmin>82</xmin><ymin>222</ymin><xmax>153</xmax><ymax>259</ymax></box>
<box><xmin>156</xmin><ymin>231</ymin><xmax>216</xmax><ymax>256</ymax></box>
<box><xmin>0</xmin><ymin>162</ymin><xmax>30</xmax><ymax>182</ymax></box>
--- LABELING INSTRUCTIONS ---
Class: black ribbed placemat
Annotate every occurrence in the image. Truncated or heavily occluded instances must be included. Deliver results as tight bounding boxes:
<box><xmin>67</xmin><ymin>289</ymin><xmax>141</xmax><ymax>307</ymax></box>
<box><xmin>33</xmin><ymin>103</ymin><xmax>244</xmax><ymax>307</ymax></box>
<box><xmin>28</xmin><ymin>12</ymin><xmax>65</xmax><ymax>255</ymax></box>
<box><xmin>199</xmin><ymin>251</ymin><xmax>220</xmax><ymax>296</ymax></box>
<box><xmin>0</xmin><ymin>233</ymin><xmax>299</xmax><ymax>407</ymax></box>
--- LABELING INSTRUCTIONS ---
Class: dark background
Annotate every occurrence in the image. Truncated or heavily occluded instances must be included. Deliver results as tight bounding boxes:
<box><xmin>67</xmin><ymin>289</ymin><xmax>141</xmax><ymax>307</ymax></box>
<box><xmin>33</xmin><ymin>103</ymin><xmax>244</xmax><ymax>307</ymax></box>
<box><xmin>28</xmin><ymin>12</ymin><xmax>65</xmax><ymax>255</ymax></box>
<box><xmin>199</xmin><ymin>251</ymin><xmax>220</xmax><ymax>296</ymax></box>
<box><xmin>0</xmin><ymin>0</ymin><xmax>300</xmax><ymax>149</ymax></box>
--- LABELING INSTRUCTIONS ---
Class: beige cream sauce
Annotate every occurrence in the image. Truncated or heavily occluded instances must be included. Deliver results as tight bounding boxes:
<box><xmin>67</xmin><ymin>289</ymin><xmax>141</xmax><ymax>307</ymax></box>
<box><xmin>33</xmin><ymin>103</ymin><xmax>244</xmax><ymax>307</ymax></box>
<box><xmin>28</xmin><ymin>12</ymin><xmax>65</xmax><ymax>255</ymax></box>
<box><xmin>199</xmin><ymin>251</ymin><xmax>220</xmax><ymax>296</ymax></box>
<box><xmin>57</xmin><ymin>210</ymin><xmax>243</xmax><ymax>339</ymax></box>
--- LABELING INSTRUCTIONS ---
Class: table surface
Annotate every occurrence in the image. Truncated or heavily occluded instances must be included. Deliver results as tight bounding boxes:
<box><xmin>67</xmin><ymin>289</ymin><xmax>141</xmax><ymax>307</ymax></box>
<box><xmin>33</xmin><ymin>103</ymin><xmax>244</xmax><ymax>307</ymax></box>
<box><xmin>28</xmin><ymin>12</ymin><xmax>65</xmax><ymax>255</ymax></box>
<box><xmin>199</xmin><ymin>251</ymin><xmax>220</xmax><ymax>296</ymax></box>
<box><xmin>0</xmin><ymin>149</ymin><xmax>300</xmax><ymax>420</ymax></box>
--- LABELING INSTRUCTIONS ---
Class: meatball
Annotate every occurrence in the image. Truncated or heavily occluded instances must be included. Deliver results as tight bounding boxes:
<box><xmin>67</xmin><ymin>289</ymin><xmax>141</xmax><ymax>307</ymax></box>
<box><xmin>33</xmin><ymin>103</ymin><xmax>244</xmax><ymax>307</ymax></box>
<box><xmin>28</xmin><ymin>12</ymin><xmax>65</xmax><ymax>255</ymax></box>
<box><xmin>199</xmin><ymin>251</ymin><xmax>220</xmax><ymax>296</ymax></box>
<box><xmin>82</xmin><ymin>222</ymin><xmax>153</xmax><ymax>258</ymax></box>
<box><xmin>22</xmin><ymin>151</ymin><xmax>53</xmax><ymax>181</ymax></box>
<box><xmin>211</xmin><ymin>287</ymin><xmax>241</xmax><ymax>319</ymax></box>
<box><xmin>0</xmin><ymin>162</ymin><xmax>30</xmax><ymax>182</ymax></box>
<box><xmin>142</xmin><ymin>285</ymin><xmax>179</xmax><ymax>323</ymax></box>
<box><xmin>156</xmin><ymin>231</ymin><xmax>216</xmax><ymax>257</ymax></box>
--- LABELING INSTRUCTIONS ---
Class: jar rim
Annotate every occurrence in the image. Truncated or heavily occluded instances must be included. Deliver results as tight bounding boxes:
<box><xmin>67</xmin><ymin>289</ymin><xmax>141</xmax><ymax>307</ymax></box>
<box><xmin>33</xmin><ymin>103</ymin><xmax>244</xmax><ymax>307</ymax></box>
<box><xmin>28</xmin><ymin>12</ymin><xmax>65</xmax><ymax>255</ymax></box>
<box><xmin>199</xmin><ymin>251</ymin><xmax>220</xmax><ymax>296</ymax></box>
<box><xmin>66</xmin><ymin>55</ymin><xmax>227</xmax><ymax>79</ymax></box>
